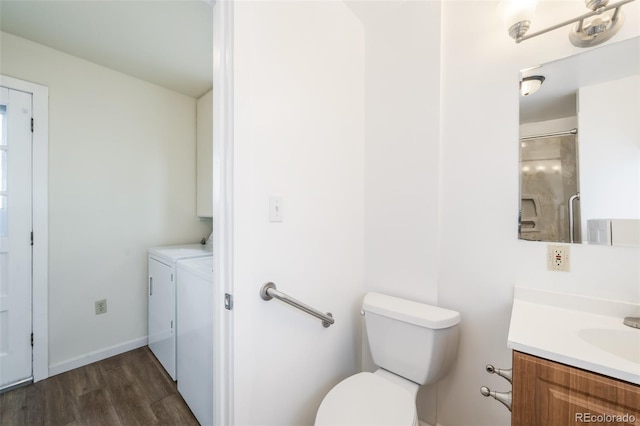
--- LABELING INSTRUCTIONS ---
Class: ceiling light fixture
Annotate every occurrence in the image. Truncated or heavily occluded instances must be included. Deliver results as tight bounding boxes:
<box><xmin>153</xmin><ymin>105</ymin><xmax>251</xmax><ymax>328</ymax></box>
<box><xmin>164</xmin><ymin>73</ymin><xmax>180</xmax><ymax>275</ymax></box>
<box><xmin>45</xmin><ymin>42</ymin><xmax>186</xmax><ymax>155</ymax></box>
<box><xmin>498</xmin><ymin>0</ymin><xmax>636</xmax><ymax>47</ymax></box>
<box><xmin>520</xmin><ymin>76</ymin><xmax>545</xmax><ymax>96</ymax></box>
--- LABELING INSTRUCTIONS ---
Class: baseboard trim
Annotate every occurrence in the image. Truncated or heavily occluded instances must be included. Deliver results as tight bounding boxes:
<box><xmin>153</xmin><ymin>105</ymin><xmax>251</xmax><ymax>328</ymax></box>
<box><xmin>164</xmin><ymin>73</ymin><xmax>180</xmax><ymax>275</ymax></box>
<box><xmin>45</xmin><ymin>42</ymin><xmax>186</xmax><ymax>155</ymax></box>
<box><xmin>48</xmin><ymin>336</ymin><xmax>148</xmax><ymax>377</ymax></box>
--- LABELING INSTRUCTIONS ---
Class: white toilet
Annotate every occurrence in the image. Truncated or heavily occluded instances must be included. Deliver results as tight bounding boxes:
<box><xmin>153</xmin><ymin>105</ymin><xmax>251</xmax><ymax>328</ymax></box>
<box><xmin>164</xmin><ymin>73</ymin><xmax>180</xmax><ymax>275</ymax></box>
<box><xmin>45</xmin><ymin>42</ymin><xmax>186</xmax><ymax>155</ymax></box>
<box><xmin>315</xmin><ymin>292</ymin><xmax>461</xmax><ymax>426</ymax></box>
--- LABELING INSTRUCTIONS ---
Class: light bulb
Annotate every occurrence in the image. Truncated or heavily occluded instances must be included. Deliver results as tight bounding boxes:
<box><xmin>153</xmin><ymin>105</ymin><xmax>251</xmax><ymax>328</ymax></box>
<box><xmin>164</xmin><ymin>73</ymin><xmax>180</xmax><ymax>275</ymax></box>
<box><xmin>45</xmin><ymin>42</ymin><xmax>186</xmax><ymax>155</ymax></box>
<box><xmin>497</xmin><ymin>0</ymin><xmax>538</xmax><ymax>28</ymax></box>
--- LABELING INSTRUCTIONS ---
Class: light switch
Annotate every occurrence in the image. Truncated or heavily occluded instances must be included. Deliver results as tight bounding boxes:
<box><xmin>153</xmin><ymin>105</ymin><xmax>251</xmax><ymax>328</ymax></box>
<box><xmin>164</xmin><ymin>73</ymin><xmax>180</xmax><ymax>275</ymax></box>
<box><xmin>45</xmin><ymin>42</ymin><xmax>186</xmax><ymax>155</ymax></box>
<box><xmin>269</xmin><ymin>196</ymin><xmax>283</xmax><ymax>222</ymax></box>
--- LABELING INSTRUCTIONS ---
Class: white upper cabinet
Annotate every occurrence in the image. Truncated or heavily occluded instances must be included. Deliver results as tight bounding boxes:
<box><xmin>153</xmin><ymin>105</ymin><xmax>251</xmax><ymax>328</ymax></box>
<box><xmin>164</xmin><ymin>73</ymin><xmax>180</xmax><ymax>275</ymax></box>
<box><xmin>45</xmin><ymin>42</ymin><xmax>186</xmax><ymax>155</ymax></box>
<box><xmin>197</xmin><ymin>90</ymin><xmax>213</xmax><ymax>218</ymax></box>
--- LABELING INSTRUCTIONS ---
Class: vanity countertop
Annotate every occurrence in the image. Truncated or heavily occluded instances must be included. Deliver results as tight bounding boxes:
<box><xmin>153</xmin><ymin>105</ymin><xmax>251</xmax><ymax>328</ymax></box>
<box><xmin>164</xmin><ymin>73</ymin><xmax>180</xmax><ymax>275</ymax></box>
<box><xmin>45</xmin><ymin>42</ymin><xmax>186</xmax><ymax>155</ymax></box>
<box><xmin>508</xmin><ymin>287</ymin><xmax>640</xmax><ymax>385</ymax></box>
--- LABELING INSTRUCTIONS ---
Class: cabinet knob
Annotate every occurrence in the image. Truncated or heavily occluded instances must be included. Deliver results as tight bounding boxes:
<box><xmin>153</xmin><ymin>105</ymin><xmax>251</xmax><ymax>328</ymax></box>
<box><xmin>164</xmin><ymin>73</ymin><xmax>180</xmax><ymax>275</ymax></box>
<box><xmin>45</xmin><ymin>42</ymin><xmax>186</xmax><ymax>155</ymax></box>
<box><xmin>480</xmin><ymin>386</ymin><xmax>512</xmax><ymax>411</ymax></box>
<box><xmin>486</xmin><ymin>364</ymin><xmax>512</xmax><ymax>383</ymax></box>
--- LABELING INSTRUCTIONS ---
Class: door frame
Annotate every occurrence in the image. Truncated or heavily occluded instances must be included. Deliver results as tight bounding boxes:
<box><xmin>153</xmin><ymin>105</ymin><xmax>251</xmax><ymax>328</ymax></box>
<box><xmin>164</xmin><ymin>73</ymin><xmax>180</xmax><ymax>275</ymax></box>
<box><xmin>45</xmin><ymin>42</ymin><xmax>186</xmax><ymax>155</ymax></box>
<box><xmin>212</xmin><ymin>0</ymin><xmax>234</xmax><ymax>425</ymax></box>
<box><xmin>0</xmin><ymin>75</ymin><xmax>49</xmax><ymax>383</ymax></box>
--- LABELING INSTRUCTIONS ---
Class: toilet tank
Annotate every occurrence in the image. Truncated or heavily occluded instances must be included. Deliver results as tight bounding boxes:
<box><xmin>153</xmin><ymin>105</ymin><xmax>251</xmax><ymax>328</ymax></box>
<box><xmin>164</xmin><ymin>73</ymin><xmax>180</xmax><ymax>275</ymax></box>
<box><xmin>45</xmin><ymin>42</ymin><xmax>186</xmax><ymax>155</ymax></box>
<box><xmin>363</xmin><ymin>292</ymin><xmax>460</xmax><ymax>385</ymax></box>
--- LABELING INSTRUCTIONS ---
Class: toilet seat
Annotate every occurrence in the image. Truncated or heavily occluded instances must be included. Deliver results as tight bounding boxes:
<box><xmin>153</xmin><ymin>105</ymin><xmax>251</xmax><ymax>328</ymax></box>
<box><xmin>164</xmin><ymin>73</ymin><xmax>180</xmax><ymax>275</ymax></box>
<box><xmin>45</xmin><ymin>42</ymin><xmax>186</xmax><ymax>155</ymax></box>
<box><xmin>315</xmin><ymin>372</ymin><xmax>418</xmax><ymax>426</ymax></box>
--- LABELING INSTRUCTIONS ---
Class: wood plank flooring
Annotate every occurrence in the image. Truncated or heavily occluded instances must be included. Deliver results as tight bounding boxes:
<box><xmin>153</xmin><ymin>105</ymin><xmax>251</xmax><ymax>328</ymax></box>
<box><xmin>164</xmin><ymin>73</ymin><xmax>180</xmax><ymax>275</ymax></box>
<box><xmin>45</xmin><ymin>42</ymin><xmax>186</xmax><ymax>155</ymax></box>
<box><xmin>0</xmin><ymin>347</ymin><xmax>200</xmax><ymax>426</ymax></box>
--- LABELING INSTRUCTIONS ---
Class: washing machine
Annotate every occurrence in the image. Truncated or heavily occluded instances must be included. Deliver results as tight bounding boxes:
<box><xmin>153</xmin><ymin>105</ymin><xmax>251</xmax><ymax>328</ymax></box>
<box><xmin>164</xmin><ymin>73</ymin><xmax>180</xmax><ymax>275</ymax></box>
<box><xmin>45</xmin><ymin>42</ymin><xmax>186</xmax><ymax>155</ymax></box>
<box><xmin>176</xmin><ymin>256</ymin><xmax>214</xmax><ymax>426</ymax></box>
<box><xmin>148</xmin><ymin>242</ymin><xmax>212</xmax><ymax>380</ymax></box>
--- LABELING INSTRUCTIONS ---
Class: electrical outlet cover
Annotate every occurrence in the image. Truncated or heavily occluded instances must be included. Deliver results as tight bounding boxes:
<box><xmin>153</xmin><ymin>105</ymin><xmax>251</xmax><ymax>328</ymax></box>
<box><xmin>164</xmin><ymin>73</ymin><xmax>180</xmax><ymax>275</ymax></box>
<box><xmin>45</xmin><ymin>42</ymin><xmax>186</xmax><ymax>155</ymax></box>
<box><xmin>547</xmin><ymin>244</ymin><xmax>570</xmax><ymax>272</ymax></box>
<box><xmin>95</xmin><ymin>299</ymin><xmax>107</xmax><ymax>315</ymax></box>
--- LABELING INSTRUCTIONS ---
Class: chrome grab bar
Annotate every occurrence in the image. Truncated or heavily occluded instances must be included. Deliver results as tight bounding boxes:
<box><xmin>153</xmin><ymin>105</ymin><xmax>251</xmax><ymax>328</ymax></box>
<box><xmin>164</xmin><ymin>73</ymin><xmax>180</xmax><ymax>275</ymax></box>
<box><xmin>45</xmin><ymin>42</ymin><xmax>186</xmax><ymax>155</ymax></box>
<box><xmin>260</xmin><ymin>282</ymin><xmax>335</xmax><ymax>328</ymax></box>
<box><xmin>569</xmin><ymin>192</ymin><xmax>580</xmax><ymax>243</ymax></box>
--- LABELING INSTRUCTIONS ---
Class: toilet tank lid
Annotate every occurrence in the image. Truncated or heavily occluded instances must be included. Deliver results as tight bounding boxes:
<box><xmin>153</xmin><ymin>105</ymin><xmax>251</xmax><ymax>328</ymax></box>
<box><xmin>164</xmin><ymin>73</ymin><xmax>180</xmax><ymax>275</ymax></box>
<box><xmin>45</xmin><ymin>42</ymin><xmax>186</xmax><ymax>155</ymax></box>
<box><xmin>363</xmin><ymin>293</ymin><xmax>460</xmax><ymax>329</ymax></box>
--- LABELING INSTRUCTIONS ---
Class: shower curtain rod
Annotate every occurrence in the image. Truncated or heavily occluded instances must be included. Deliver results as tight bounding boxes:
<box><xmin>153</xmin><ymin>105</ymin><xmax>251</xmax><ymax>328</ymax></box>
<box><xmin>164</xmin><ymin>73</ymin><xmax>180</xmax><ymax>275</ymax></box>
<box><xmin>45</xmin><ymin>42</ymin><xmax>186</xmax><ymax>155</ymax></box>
<box><xmin>520</xmin><ymin>128</ymin><xmax>577</xmax><ymax>141</ymax></box>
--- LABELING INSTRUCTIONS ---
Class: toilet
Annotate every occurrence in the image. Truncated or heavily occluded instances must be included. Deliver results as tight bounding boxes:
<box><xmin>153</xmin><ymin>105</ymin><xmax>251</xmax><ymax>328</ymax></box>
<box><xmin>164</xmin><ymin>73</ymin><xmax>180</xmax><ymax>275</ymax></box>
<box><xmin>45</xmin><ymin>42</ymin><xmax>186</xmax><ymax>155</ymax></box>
<box><xmin>315</xmin><ymin>292</ymin><xmax>461</xmax><ymax>426</ymax></box>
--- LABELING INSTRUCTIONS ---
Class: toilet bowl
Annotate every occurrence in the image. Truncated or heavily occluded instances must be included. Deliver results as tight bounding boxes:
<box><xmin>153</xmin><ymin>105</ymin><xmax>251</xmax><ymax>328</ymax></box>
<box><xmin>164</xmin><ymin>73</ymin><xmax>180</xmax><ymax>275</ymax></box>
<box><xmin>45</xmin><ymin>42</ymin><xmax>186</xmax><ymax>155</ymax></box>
<box><xmin>315</xmin><ymin>293</ymin><xmax>460</xmax><ymax>426</ymax></box>
<box><xmin>315</xmin><ymin>370</ymin><xmax>419</xmax><ymax>426</ymax></box>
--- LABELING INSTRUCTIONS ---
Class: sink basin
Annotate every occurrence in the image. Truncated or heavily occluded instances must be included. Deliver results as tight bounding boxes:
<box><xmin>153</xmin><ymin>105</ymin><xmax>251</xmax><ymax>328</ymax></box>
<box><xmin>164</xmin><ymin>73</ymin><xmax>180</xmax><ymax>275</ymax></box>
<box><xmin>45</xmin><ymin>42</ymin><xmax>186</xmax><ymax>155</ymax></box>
<box><xmin>578</xmin><ymin>328</ymin><xmax>640</xmax><ymax>364</ymax></box>
<box><xmin>508</xmin><ymin>287</ymin><xmax>640</xmax><ymax>385</ymax></box>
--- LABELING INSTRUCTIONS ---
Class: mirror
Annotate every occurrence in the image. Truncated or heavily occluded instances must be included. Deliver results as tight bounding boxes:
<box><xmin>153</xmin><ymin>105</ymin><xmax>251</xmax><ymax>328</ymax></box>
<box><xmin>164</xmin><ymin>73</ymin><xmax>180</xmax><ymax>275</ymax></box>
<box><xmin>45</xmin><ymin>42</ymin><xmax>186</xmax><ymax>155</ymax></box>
<box><xmin>518</xmin><ymin>36</ymin><xmax>640</xmax><ymax>246</ymax></box>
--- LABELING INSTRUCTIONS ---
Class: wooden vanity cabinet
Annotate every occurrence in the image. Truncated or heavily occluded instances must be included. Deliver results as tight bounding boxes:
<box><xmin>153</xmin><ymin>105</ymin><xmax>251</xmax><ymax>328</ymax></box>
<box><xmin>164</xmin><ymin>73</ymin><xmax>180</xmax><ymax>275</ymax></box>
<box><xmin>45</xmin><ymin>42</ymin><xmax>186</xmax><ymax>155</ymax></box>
<box><xmin>512</xmin><ymin>351</ymin><xmax>640</xmax><ymax>426</ymax></box>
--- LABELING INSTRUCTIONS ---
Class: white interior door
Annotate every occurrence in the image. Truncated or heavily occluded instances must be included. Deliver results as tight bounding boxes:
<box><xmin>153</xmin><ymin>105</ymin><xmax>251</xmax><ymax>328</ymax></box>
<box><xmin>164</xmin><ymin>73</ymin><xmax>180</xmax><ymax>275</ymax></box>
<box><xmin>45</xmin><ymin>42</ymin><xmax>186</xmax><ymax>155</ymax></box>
<box><xmin>0</xmin><ymin>87</ymin><xmax>33</xmax><ymax>389</ymax></box>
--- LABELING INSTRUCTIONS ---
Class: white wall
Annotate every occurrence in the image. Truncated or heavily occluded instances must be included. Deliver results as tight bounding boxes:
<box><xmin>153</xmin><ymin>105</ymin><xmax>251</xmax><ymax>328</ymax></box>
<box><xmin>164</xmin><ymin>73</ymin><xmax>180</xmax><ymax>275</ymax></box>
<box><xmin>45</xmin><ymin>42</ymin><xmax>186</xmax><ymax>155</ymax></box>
<box><xmin>0</xmin><ymin>32</ymin><xmax>211</xmax><ymax>369</ymax></box>
<box><xmin>519</xmin><ymin>116</ymin><xmax>577</xmax><ymax>137</ymax></box>
<box><xmin>360</xmin><ymin>1</ymin><xmax>441</xmax><ymax>308</ymax></box>
<box><xmin>578</xmin><ymin>75</ymin><xmax>640</xmax><ymax>236</ymax></box>
<box><xmin>232</xmin><ymin>2</ymin><xmax>365</xmax><ymax>425</ymax></box>
<box><xmin>348</xmin><ymin>1</ymin><xmax>443</xmax><ymax>424</ymax></box>
<box><xmin>437</xmin><ymin>2</ymin><xmax>640</xmax><ymax>425</ymax></box>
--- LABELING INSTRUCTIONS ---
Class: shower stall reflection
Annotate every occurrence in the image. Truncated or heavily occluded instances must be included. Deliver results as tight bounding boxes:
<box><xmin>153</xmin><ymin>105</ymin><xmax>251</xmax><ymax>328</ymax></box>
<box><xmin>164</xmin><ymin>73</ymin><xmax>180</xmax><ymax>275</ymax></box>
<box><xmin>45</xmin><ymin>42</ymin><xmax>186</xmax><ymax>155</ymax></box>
<box><xmin>519</xmin><ymin>131</ymin><xmax>581</xmax><ymax>243</ymax></box>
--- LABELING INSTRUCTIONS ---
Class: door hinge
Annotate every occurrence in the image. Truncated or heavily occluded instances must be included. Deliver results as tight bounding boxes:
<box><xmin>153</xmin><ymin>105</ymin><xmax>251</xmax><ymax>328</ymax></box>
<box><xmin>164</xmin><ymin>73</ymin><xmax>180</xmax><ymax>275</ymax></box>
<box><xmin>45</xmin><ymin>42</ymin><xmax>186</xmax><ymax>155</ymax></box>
<box><xmin>31</xmin><ymin>333</ymin><xmax>34</xmax><ymax>347</ymax></box>
<box><xmin>30</xmin><ymin>231</ymin><xmax>33</xmax><ymax>246</ymax></box>
<box><xmin>224</xmin><ymin>293</ymin><xmax>233</xmax><ymax>310</ymax></box>
<box><xmin>30</xmin><ymin>118</ymin><xmax>34</xmax><ymax>133</ymax></box>
<box><xmin>171</xmin><ymin>273</ymin><xmax>174</xmax><ymax>282</ymax></box>
<box><xmin>170</xmin><ymin>320</ymin><xmax>174</xmax><ymax>330</ymax></box>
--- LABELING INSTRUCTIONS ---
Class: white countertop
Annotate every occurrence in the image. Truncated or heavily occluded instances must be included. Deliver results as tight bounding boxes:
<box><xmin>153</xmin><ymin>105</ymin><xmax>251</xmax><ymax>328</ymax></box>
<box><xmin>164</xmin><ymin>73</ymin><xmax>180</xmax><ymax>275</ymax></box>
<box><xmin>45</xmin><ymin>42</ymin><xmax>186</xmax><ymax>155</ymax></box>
<box><xmin>508</xmin><ymin>287</ymin><xmax>640</xmax><ymax>385</ymax></box>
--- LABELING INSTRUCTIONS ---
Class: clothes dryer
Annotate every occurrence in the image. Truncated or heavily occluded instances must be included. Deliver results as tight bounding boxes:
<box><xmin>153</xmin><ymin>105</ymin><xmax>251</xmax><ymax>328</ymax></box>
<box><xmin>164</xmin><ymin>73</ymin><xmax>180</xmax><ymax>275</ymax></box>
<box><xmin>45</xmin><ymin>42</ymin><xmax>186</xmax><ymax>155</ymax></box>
<box><xmin>176</xmin><ymin>257</ymin><xmax>214</xmax><ymax>426</ymax></box>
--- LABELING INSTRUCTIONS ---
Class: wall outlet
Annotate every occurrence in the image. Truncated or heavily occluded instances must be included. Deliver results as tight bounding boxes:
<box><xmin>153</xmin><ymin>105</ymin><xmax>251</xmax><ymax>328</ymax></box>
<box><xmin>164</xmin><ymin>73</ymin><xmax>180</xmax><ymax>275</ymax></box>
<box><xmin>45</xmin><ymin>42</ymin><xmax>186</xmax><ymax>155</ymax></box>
<box><xmin>95</xmin><ymin>299</ymin><xmax>107</xmax><ymax>315</ymax></box>
<box><xmin>547</xmin><ymin>244</ymin><xmax>570</xmax><ymax>272</ymax></box>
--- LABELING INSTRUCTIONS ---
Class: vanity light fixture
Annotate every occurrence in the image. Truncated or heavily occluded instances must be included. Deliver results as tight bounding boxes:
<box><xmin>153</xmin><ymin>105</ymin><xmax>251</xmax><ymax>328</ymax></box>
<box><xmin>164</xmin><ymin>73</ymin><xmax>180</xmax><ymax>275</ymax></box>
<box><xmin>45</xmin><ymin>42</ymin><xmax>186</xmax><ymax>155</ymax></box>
<box><xmin>498</xmin><ymin>0</ymin><xmax>636</xmax><ymax>47</ymax></box>
<box><xmin>520</xmin><ymin>76</ymin><xmax>545</xmax><ymax>96</ymax></box>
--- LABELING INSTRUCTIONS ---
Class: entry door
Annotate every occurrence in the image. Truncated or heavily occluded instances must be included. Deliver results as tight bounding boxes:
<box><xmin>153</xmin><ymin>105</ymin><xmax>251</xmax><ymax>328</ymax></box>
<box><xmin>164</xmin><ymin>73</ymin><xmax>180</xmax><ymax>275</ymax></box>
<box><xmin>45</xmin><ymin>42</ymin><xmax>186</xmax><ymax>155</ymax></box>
<box><xmin>0</xmin><ymin>87</ymin><xmax>33</xmax><ymax>389</ymax></box>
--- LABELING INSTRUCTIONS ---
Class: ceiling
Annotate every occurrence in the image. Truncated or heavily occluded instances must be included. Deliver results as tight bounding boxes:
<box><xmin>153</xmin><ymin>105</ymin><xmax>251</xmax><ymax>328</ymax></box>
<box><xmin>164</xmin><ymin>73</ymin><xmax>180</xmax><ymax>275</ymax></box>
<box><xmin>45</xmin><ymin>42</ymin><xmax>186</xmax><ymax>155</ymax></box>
<box><xmin>2</xmin><ymin>1</ymin><xmax>635</xmax><ymax>108</ymax></box>
<box><xmin>0</xmin><ymin>0</ymin><xmax>213</xmax><ymax>98</ymax></box>
<box><xmin>520</xmin><ymin>36</ymin><xmax>640</xmax><ymax>124</ymax></box>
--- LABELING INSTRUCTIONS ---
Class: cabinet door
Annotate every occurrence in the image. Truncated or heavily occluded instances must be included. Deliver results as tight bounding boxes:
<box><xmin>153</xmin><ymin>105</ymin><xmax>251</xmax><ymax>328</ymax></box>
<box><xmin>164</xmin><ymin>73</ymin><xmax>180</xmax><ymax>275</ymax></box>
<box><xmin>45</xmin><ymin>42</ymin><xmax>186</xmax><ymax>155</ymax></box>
<box><xmin>512</xmin><ymin>351</ymin><xmax>640</xmax><ymax>426</ymax></box>
<box><xmin>196</xmin><ymin>90</ymin><xmax>213</xmax><ymax>218</ymax></box>
<box><xmin>148</xmin><ymin>258</ymin><xmax>176</xmax><ymax>380</ymax></box>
